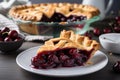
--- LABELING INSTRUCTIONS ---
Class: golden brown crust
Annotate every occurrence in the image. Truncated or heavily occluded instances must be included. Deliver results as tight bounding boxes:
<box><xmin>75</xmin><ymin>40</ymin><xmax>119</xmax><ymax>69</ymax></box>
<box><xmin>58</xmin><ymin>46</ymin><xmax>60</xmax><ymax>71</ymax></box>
<box><xmin>9</xmin><ymin>3</ymin><xmax>100</xmax><ymax>21</ymax></box>
<box><xmin>37</xmin><ymin>30</ymin><xmax>100</xmax><ymax>58</ymax></box>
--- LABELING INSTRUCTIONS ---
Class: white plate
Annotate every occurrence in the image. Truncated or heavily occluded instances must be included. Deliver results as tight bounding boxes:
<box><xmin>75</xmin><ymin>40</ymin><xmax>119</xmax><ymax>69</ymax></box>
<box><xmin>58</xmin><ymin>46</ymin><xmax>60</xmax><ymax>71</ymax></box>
<box><xmin>16</xmin><ymin>46</ymin><xmax>108</xmax><ymax>77</ymax></box>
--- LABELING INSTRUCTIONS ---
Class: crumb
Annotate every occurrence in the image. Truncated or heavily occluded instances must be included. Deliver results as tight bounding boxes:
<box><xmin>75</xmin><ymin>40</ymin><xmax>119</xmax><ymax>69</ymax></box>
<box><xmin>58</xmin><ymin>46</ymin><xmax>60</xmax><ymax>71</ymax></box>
<box><xmin>86</xmin><ymin>61</ymin><xmax>92</xmax><ymax>65</ymax></box>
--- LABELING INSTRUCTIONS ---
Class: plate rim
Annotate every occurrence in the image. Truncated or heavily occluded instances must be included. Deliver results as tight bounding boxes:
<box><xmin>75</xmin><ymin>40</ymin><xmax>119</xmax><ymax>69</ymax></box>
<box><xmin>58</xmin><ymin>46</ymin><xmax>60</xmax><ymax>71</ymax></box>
<box><xmin>16</xmin><ymin>46</ymin><xmax>108</xmax><ymax>77</ymax></box>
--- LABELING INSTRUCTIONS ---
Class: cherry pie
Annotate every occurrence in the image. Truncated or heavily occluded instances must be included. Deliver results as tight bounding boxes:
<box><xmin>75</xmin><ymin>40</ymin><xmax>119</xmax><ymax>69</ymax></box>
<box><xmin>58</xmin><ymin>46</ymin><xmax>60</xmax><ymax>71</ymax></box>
<box><xmin>9</xmin><ymin>3</ymin><xmax>100</xmax><ymax>35</ymax></box>
<box><xmin>31</xmin><ymin>30</ymin><xmax>100</xmax><ymax>69</ymax></box>
<box><xmin>9</xmin><ymin>3</ymin><xmax>100</xmax><ymax>22</ymax></box>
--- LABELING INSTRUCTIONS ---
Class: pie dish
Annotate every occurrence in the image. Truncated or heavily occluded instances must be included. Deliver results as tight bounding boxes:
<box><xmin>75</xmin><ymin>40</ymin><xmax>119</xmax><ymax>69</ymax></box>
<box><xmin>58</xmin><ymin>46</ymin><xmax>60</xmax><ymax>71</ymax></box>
<box><xmin>8</xmin><ymin>3</ymin><xmax>100</xmax><ymax>35</ymax></box>
<box><xmin>31</xmin><ymin>30</ymin><xmax>100</xmax><ymax>69</ymax></box>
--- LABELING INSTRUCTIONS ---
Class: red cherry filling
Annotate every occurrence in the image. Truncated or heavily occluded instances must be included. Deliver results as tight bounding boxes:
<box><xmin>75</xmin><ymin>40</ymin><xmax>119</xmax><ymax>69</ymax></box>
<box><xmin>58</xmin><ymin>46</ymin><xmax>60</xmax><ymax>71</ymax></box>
<box><xmin>40</xmin><ymin>13</ymin><xmax>87</xmax><ymax>22</ymax></box>
<box><xmin>31</xmin><ymin>48</ymin><xmax>93</xmax><ymax>69</ymax></box>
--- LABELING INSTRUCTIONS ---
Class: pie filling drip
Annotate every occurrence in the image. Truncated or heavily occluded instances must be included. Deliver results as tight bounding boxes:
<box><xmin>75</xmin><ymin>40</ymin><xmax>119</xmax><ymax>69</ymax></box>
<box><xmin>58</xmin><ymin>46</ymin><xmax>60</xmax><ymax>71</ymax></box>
<box><xmin>31</xmin><ymin>48</ymin><xmax>93</xmax><ymax>69</ymax></box>
<box><xmin>40</xmin><ymin>13</ymin><xmax>87</xmax><ymax>22</ymax></box>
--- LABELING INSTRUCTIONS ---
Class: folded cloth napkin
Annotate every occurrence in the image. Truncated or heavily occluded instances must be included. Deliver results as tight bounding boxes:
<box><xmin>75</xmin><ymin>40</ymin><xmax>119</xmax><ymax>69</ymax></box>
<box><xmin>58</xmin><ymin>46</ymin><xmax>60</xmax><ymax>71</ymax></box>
<box><xmin>0</xmin><ymin>14</ymin><xmax>19</xmax><ymax>32</ymax></box>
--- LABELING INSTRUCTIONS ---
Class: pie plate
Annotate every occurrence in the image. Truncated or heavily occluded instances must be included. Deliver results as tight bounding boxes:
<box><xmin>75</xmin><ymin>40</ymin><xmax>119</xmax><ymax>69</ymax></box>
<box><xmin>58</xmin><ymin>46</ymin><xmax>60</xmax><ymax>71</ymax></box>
<box><xmin>16</xmin><ymin>46</ymin><xmax>108</xmax><ymax>77</ymax></box>
<box><xmin>9</xmin><ymin>16</ymin><xmax>99</xmax><ymax>37</ymax></box>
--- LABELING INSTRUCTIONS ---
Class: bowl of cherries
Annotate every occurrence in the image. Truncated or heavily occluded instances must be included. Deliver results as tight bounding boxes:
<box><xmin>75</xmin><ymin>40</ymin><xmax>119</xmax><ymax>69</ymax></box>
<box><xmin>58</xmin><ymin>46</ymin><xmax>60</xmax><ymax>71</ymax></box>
<box><xmin>0</xmin><ymin>27</ymin><xmax>25</xmax><ymax>52</ymax></box>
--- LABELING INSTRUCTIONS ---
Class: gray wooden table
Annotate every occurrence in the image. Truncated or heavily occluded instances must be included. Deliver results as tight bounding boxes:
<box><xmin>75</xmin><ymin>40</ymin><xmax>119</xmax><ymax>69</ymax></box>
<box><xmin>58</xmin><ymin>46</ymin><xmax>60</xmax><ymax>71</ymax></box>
<box><xmin>0</xmin><ymin>41</ymin><xmax>120</xmax><ymax>80</ymax></box>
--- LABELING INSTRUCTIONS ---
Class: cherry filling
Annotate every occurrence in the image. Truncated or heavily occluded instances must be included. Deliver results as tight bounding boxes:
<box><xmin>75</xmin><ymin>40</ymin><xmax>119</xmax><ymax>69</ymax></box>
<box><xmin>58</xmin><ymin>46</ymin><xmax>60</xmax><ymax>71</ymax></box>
<box><xmin>40</xmin><ymin>13</ymin><xmax>87</xmax><ymax>22</ymax></box>
<box><xmin>31</xmin><ymin>48</ymin><xmax>93</xmax><ymax>69</ymax></box>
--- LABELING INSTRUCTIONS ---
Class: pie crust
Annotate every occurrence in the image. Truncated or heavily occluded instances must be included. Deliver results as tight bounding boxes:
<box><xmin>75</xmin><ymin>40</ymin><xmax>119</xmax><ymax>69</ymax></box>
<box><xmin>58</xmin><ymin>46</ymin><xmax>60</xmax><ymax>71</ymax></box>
<box><xmin>37</xmin><ymin>30</ymin><xmax>99</xmax><ymax>55</ymax></box>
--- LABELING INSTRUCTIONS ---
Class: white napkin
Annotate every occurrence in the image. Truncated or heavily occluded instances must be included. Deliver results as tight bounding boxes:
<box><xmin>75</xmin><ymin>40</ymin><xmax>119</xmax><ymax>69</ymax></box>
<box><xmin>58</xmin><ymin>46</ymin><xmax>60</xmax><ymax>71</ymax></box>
<box><xmin>0</xmin><ymin>14</ymin><xmax>19</xmax><ymax>32</ymax></box>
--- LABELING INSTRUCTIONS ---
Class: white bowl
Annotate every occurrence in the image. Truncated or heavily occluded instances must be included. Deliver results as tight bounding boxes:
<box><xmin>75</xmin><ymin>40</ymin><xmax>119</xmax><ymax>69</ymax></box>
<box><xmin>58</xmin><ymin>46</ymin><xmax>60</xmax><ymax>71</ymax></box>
<box><xmin>99</xmin><ymin>33</ymin><xmax>120</xmax><ymax>54</ymax></box>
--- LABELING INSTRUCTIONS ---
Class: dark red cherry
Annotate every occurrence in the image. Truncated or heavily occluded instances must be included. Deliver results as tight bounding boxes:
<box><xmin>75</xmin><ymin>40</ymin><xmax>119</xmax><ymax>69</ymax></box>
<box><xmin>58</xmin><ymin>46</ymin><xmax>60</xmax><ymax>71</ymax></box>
<box><xmin>115</xmin><ymin>16</ymin><xmax>120</xmax><ymax>24</ymax></box>
<box><xmin>63</xmin><ymin>59</ymin><xmax>75</xmax><ymax>67</ymax></box>
<box><xmin>112</xmin><ymin>23</ymin><xmax>119</xmax><ymax>27</ymax></box>
<box><xmin>80</xmin><ymin>16</ymin><xmax>87</xmax><ymax>20</ymax></box>
<box><xmin>4</xmin><ymin>37</ymin><xmax>12</xmax><ymax>42</ymax></box>
<box><xmin>1</xmin><ymin>27</ymin><xmax>10</xmax><ymax>33</ymax></box>
<box><xmin>0</xmin><ymin>37</ymin><xmax>3</xmax><ymax>41</ymax></box>
<box><xmin>48</xmin><ymin>54</ymin><xmax>59</xmax><ymax>63</ymax></box>
<box><xmin>59</xmin><ymin>53</ymin><xmax>69</xmax><ymax>62</ymax></box>
<box><xmin>61</xmin><ymin>17</ymin><xmax>67</xmax><ymax>22</ymax></box>
<box><xmin>8</xmin><ymin>30</ymin><xmax>18</xmax><ymax>39</ymax></box>
<box><xmin>84</xmin><ymin>32</ymin><xmax>92</xmax><ymax>39</ymax></box>
<box><xmin>93</xmin><ymin>28</ymin><xmax>101</xmax><ymax>36</ymax></box>
<box><xmin>117</xmin><ymin>21</ymin><xmax>120</xmax><ymax>24</ymax></box>
<box><xmin>115</xmin><ymin>16</ymin><xmax>120</xmax><ymax>21</ymax></box>
<box><xmin>14</xmin><ymin>37</ymin><xmax>22</xmax><ymax>41</ymax></box>
<box><xmin>71</xmin><ymin>16</ymin><xmax>78</xmax><ymax>21</ymax></box>
<box><xmin>67</xmin><ymin>15</ymin><xmax>78</xmax><ymax>22</ymax></box>
<box><xmin>114</xmin><ymin>26</ymin><xmax>120</xmax><ymax>33</ymax></box>
<box><xmin>69</xmin><ymin>49</ymin><xmax>77</xmax><ymax>55</ymax></box>
<box><xmin>103</xmin><ymin>28</ymin><xmax>111</xmax><ymax>33</ymax></box>
<box><xmin>113</xmin><ymin>61</ymin><xmax>120</xmax><ymax>73</ymax></box>
<box><xmin>1</xmin><ymin>32</ymin><xmax>8</xmax><ymax>39</ymax></box>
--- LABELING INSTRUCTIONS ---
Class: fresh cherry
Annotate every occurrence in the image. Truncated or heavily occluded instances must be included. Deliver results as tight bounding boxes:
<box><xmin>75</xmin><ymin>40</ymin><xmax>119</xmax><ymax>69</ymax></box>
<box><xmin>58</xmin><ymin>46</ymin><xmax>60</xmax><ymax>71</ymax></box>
<box><xmin>115</xmin><ymin>16</ymin><xmax>120</xmax><ymax>21</ymax></box>
<box><xmin>117</xmin><ymin>20</ymin><xmax>120</xmax><ymax>24</ymax></box>
<box><xmin>103</xmin><ymin>28</ymin><xmax>111</xmax><ymax>33</ymax></box>
<box><xmin>14</xmin><ymin>37</ymin><xmax>22</xmax><ymax>41</ymax></box>
<box><xmin>1</xmin><ymin>27</ymin><xmax>10</xmax><ymax>33</ymax></box>
<box><xmin>8</xmin><ymin>30</ymin><xmax>18</xmax><ymax>39</ymax></box>
<box><xmin>114</xmin><ymin>26</ymin><xmax>120</xmax><ymax>33</ymax></box>
<box><xmin>0</xmin><ymin>37</ymin><xmax>3</xmax><ymax>41</ymax></box>
<box><xmin>93</xmin><ymin>28</ymin><xmax>101</xmax><ymax>36</ymax></box>
<box><xmin>4</xmin><ymin>37</ymin><xmax>12</xmax><ymax>42</ymax></box>
<box><xmin>84</xmin><ymin>32</ymin><xmax>92</xmax><ymax>39</ymax></box>
<box><xmin>113</xmin><ymin>61</ymin><xmax>120</xmax><ymax>73</ymax></box>
<box><xmin>1</xmin><ymin>32</ymin><xmax>8</xmax><ymax>39</ymax></box>
<box><xmin>112</xmin><ymin>23</ymin><xmax>118</xmax><ymax>27</ymax></box>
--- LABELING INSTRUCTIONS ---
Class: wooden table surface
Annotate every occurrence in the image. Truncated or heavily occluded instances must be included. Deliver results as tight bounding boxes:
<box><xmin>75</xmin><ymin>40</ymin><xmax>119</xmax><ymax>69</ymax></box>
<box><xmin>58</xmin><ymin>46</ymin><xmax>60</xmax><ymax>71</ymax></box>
<box><xmin>0</xmin><ymin>41</ymin><xmax>120</xmax><ymax>80</ymax></box>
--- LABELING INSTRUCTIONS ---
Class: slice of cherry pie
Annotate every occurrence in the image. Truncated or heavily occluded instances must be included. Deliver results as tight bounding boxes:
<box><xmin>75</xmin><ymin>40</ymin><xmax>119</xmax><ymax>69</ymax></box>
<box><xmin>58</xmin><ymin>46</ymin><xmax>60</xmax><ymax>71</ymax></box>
<box><xmin>31</xmin><ymin>30</ymin><xmax>100</xmax><ymax>69</ymax></box>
